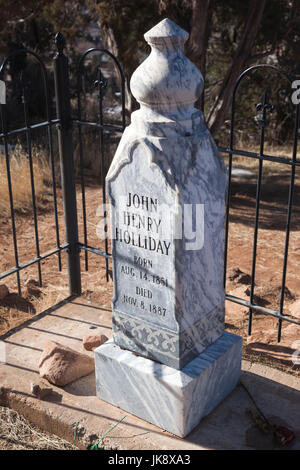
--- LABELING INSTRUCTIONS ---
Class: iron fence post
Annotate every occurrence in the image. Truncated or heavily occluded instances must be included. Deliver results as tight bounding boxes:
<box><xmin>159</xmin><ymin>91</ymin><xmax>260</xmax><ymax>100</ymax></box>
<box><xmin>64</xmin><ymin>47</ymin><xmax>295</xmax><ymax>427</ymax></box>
<box><xmin>54</xmin><ymin>32</ymin><xmax>81</xmax><ymax>296</ymax></box>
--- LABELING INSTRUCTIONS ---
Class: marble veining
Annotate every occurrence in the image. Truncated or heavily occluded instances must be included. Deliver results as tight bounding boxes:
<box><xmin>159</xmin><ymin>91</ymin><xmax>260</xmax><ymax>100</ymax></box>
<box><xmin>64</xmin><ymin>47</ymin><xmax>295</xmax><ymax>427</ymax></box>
<box><xmin>95</xmin><ymin>332</ymin><xmax>242</xmax><ymax>437</ymax></box>
<box><xmin>106</xmin><ymin>18</ymin><xmax>228</xmax><ymax>368</ymax></box>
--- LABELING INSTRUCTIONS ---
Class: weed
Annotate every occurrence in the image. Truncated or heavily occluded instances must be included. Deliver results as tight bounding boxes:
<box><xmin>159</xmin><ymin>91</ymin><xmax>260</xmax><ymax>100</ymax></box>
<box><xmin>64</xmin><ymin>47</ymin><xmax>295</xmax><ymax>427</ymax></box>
<box><xmin>87</xmin><ymin>415</ymin><xmax>126</xmax><ymax>450</ymax></box>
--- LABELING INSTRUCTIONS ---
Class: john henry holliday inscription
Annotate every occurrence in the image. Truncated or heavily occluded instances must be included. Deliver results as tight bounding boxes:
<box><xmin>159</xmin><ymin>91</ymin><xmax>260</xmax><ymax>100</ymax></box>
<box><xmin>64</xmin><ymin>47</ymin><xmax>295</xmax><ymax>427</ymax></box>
<box><xmin>110</xmin><ymin>185</ymin><xmax>176</xmax><ymax>344</ymax></box>
<box><xmin>115</xmin><ymin>192</ymin><xmax>171</xmax><ymax>255</ymax></box>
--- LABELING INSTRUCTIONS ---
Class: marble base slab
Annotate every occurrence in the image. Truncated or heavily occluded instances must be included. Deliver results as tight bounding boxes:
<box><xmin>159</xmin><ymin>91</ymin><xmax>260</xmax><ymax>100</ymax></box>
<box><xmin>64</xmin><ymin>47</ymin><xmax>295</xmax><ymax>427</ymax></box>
<box><xmin>94</xmin><ymin>332</ymin><xmax>242</xmax><ymax>437</ymax></box>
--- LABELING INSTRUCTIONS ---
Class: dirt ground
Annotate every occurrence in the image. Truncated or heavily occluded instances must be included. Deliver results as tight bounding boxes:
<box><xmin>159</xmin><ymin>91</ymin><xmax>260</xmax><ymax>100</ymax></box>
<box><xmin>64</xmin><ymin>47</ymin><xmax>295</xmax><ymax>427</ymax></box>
<box><xmin>0</xmin><ymin>156</ymin><xmax>300</xmax><ymax>377</ymax></box>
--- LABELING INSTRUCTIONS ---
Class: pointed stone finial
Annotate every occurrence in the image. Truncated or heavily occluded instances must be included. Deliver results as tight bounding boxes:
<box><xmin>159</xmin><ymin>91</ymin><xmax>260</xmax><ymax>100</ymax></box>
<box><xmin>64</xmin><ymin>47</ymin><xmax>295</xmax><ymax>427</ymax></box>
<box><xmin>144</xmin><ymin>18</ymin><xmax>189</xmax><ymax>46</ymax></box>
<box><xmin>130</xmin><ymin>18</ymin><xmax>203</xmax><ymax>120</ymax></box>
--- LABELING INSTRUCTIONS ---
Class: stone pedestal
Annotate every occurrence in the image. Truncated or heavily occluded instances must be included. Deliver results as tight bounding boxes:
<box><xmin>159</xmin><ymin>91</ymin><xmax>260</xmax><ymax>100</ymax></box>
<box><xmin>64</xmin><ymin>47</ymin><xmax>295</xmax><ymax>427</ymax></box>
<box><xmin>95</xmin><ymin>18</ymin><xmax>242</xmax><ymax>437</ymax></box>
<box><xmin>95</xmin><ymin>333</ymin><xmax>241</xmax><ymax>437</ymax></box>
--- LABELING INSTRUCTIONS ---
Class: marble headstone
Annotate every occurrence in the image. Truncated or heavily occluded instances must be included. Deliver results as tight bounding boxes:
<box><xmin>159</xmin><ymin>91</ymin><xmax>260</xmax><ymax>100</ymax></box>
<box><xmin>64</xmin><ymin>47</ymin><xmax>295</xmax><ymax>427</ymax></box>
<box><xmin>95</xmin><ymin>18</ymin><xmax>242</xmax><ymax>437</ymax></box>
<box><xmin>106</xmin><ymin>18</ymin><xmax>227</xmax><ymax>370</ymax></box>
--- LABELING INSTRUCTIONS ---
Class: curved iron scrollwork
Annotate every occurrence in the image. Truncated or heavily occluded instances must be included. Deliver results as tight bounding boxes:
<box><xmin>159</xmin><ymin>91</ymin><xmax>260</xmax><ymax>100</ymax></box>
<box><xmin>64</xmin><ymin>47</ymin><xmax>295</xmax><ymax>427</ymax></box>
<box><xmin>74</xmin><ymin>46</ymin><xmax>126</xmax><ymax>278</ymax></box>
<box><xmin>254</xmin><ymin>91</ymin><xmax>275</xmax><ymax>129</ymax></box>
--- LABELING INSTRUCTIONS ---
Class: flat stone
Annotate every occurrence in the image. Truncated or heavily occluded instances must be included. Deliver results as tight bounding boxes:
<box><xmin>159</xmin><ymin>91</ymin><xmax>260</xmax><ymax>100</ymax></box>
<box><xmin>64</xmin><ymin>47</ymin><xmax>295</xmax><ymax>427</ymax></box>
<box><xmin>83</xmin><ymin>334</ymin><xmax>108</xmax><ymax>351</ymax></box>
<box><xmin>39</xmin><ymin>341</ymin><xmax>94</xmax><ymax>387</ymax></box>
<box><xmin>95</xmin><ymin>332</ymin><xmax>242</xmax><ymax>437</ymax></box>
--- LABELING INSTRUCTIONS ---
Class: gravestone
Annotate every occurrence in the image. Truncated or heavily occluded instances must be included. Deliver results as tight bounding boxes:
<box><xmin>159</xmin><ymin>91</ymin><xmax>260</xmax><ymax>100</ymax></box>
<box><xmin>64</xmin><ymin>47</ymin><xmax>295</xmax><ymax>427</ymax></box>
<box><xmin>95</xmin><ymin>18</ymin><xmax>242</xmax><ymax>437</ymax></box>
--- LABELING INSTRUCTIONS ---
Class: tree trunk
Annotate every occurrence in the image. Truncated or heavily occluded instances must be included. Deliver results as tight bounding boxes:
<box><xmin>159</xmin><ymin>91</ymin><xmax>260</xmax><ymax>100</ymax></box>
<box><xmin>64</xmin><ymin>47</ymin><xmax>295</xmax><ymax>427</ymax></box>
<box><xmin>208</xmin><ymin>0</ymin><xmax>266</xmax><ymax>136</ymax></box>
<box><xmin>100</xmin><ymin>23</ymin><xmax>137</xmax><ymax>115</ymax></box>
<box><xmin>186</xmin><ymin>0</ymin><xmax>212</xmax><ymax>111</ymax></box>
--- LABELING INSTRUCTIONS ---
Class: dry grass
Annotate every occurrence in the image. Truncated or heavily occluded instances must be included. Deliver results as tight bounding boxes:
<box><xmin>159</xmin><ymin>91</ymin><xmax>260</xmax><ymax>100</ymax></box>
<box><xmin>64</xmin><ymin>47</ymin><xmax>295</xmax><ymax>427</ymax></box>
<box><xmin>0</xmin><ymin>405</ymin><xmax>75</xmax><ymax>450</ymax></box>
<box><xmin>0</xmin><ymin>145</ymin><xmax>53</xmax><ymax>216</ymax></box>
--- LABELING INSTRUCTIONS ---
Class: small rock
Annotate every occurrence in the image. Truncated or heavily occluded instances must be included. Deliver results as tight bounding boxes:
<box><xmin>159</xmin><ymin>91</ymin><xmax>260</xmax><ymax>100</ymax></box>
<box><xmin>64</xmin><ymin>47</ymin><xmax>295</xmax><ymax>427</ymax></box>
<box><xmin>25</xmin><ymin>278</ymin><xmax>40</xmax><ymax>286</ymax></box>
<box><xmin>30</xmin><ymin>380</ymin><xmax>52</xmax><ymax>399</ymax></box>
<box><xmin>227</xmin><ymin>268</ymin><xmax>252</xmax><ymax>285</ymax></box>
<box><xmin>83</xmin><ymin>334</ymin><xmax>108</xmax><ymax>351</ymax></box>
<box><xmin>244</xmin><ymin>285</ymin><xmax>294</xmax><ymax>308</ymax></box>
<box><xmin>25</xmin><ymin>279</ymin><xmax>41</xmax><ymax>298</ymax></box>
<box><xmin>0</xmin><ymin>284</ymin><xmax>9</xmax><ymax>300</ymax></box>
<box><xmin>39</xmin><ymin>341</ymin><xmax>94</xmax><ymax>387</ymax></box>
<box><xmin>227</xmin><ymin>267</ymin><xmax>243</xmax><ymax>281</ymax></box>
<box><xmin>87</xmin><ymin>433</ymin><xmax>99</xmax><ymax>444</ymax></box>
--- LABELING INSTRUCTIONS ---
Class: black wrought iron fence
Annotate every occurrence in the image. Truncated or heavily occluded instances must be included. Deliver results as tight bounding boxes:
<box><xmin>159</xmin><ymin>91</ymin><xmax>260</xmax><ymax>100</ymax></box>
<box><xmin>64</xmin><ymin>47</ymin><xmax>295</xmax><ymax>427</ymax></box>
<box><xmin>220</xmin><ymin>64</ymin><xmax>300</xmax><ymax>342</ymax></box>
<box><xmin>74</xmin><ymin>37</ymin><xmax>126</xmax><ymax>281</ymax></box>
<box><xmin>0</xmin><ymin>33</ymin><xmax>125</xmax><ymax>298</ymax></box>
<box><xmin>0</xmin><ymin>47</ymin><xmax>63</xmax><ymax>296</ymax></box>
<box><xmin>0</xmin><ymin>35</ymin><xmax>299</xmax><ymax>344</ymax></box>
